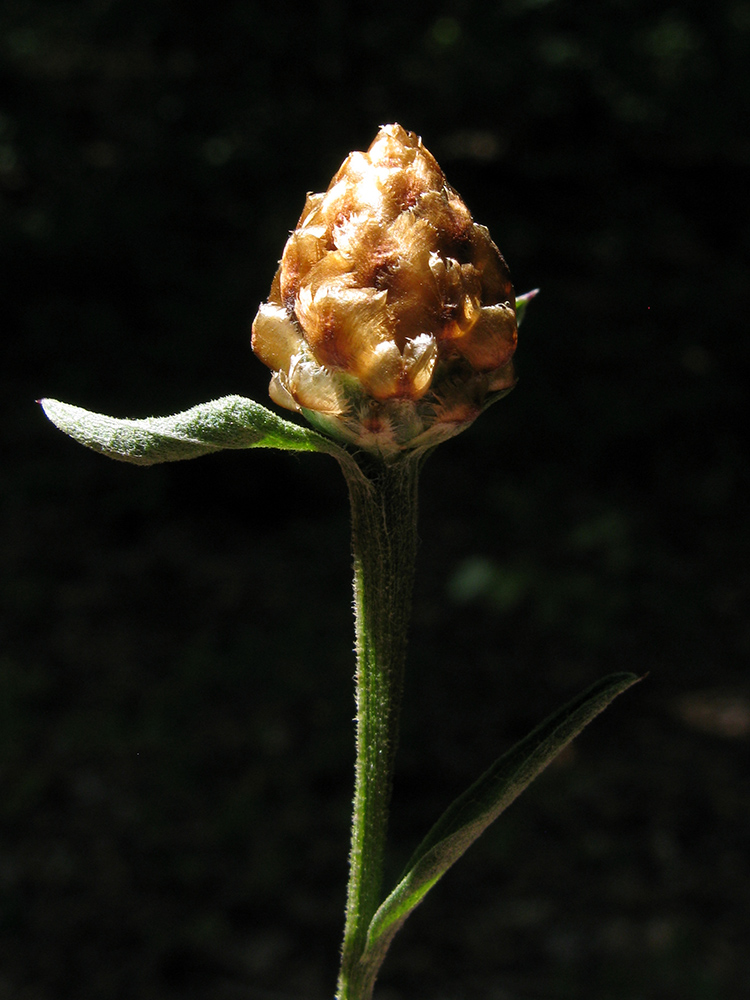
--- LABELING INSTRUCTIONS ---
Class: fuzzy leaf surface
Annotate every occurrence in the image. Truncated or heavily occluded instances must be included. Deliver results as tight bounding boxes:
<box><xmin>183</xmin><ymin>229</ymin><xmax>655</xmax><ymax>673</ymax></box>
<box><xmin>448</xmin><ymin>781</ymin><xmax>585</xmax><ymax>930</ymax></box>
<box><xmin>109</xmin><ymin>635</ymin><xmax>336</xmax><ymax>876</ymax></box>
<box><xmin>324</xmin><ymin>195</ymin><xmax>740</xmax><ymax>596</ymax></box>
<box><xmin>41</xmin><ymin>395</ymin><xmax>344</xmax><ymax>465</ymax></box>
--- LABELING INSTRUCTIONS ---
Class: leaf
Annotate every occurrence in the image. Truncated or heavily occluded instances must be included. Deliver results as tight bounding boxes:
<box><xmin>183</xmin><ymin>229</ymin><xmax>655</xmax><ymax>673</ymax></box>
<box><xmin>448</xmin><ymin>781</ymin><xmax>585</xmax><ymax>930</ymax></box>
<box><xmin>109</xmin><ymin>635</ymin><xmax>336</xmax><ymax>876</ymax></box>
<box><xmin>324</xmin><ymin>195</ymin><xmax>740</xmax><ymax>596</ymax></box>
<box><xmin>515</xmin><ymin>288</ymin><xmax>539</xmax><ymax>327</ymax></box>
<box><xmin>40</xmin><ymin>395</ymin><xmax>347</xmax><ymax>465</ymax></box>
<box><xmin>363</xmin><ymin>671</ymin><xmax>639</xmax><ymax>963</ymax></box>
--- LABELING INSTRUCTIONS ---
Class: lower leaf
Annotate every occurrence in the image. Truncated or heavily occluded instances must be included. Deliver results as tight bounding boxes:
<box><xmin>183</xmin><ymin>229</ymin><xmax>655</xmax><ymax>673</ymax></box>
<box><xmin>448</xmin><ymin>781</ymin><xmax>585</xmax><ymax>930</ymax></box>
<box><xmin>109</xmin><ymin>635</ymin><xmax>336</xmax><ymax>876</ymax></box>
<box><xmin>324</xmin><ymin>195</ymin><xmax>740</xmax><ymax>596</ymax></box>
<box><xmin>363</xmin><ymin>671</ymin><xmax>640</xmax><ymax>963</ymax></box>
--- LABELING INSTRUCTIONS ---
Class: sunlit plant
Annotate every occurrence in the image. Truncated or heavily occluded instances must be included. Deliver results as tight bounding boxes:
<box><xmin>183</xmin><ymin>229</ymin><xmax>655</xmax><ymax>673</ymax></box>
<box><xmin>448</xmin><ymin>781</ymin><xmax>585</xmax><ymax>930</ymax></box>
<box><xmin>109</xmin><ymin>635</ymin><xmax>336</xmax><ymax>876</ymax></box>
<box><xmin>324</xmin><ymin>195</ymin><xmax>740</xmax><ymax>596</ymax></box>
<box><xmin>42</xmin><ymin>124</ymin><xmax>638</xmax><ymax>1000</ymax></box>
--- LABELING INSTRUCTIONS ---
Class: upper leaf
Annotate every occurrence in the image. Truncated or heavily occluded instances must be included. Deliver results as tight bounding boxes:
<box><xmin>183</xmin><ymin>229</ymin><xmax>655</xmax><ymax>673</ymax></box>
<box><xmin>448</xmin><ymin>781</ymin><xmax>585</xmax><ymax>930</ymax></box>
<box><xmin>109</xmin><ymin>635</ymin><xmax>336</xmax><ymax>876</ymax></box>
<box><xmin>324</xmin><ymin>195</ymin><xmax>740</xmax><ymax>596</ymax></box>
<box><xmin>40</xmin><ymin>394</ymin><xmax>348</xmax><ymax>465</ymax></box>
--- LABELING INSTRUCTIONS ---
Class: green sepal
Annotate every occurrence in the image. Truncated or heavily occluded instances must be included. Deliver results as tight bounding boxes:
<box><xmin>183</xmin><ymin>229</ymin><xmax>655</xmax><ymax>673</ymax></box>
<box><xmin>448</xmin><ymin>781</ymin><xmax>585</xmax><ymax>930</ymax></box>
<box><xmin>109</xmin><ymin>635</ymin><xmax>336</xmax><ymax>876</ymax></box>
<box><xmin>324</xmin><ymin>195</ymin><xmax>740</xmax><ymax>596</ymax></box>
<box><xmin>362</xmin><ymin>671</ymin><xmax>639</xmax><ymax>964</ymax></box>
<box><xmin>515</xmin><ymin>288</ymin><xmax>539</xmax><ymax>327</ymax></box>
<box><xmin>40</xmin><ymin>394</ymin><xmax>348</xmax><ymax>465</ymax></box>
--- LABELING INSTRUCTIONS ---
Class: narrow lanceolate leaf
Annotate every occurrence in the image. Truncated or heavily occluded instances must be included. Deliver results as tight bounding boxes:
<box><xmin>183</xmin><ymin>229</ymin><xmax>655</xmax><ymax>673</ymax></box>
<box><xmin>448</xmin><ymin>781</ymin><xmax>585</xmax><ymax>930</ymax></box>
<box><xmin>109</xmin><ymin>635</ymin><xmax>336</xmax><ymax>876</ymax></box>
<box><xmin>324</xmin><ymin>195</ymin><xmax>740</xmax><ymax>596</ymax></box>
<box><xmin>363</xmin><ymin>671</ymin><xmax>639</xmax><ymax>964</ymax></box>
<box><xmin>40</xmin><ymin>395</ymin><xmax>347</xmax><ymax>465</ymax></box>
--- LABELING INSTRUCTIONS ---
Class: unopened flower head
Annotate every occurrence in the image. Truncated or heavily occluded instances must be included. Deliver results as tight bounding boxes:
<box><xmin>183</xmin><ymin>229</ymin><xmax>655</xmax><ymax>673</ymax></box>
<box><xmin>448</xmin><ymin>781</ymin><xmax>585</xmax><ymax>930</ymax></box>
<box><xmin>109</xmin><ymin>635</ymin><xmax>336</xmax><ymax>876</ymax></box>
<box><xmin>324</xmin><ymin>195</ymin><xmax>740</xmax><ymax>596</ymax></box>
<box><xmin>251</xmin><ymin>124</ymin><xmax>518</xmax><ymax>455</ymax></box>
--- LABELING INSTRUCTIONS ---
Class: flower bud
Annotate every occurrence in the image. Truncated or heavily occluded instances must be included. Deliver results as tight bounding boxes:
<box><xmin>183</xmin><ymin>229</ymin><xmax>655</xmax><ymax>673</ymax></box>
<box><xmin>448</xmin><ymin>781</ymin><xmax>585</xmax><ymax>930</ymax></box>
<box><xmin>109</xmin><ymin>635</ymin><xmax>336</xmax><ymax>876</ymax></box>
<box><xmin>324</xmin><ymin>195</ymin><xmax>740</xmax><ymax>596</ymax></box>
<box><xmin>251</xmin><ymin>124</ymin><xmax>518</xmax><ymax>455</ymax></box>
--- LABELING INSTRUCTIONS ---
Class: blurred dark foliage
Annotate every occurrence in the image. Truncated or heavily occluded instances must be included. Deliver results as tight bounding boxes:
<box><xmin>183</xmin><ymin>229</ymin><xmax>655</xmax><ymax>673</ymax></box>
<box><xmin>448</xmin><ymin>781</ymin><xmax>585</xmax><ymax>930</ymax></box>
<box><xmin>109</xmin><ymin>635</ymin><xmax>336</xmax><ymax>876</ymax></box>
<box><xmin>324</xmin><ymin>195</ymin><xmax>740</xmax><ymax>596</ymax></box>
<box><xmin>2</xmin><ymin>1</ymin><xmax>750</xmax><ymax>998</ymax></box>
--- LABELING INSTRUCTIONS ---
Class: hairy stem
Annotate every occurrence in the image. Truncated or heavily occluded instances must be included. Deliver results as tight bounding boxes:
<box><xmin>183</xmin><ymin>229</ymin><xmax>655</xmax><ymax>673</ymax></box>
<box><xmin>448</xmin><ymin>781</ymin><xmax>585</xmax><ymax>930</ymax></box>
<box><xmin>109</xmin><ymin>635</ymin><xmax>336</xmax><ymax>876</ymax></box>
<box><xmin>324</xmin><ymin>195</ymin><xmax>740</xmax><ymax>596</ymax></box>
<box><xmin>336</xmin><ymin>454</ymin><xmax>421</xmax><ymax>1000</ymax></box>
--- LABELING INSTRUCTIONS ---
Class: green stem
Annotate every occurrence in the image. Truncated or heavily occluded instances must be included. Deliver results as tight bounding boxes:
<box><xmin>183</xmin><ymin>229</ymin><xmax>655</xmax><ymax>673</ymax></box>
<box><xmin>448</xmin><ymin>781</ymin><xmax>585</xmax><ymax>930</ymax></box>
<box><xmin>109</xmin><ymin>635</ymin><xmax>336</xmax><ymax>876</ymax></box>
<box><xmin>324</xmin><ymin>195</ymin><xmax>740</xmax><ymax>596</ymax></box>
<box><xmin>336</xmin><ymin>454</ymin><xmax>422</xmax><ymax>1000</ymax></box>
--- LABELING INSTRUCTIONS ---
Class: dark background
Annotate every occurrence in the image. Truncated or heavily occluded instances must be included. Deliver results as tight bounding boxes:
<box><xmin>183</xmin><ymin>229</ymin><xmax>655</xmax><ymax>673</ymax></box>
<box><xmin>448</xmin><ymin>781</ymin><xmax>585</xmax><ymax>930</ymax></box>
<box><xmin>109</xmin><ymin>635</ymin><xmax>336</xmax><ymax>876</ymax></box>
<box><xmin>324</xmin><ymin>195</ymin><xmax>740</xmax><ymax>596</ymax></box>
<box><xmin>3</xmin><ymin>1</ymin><xmax>749</xmax><ymax>998</ymax></box>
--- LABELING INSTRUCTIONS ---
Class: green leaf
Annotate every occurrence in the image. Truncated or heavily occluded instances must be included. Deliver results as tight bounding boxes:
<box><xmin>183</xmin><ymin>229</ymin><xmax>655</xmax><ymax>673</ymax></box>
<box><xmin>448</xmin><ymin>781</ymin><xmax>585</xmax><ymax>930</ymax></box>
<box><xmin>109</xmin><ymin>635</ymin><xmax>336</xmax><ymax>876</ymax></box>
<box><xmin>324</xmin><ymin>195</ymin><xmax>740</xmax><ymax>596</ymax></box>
<box><xmin>363</xmin><ymin>671</ymin><xmax>639</xmax><ymax>963</ymax></box>
<box><xmin>40</xmin><ymin>395</ymin><xmax>347</xmax><ymax>465</ymax></box>
<box><xmin>515</xmin><ymin>288</ymin><xmax>539</xmax><ymax>327</ymax></box>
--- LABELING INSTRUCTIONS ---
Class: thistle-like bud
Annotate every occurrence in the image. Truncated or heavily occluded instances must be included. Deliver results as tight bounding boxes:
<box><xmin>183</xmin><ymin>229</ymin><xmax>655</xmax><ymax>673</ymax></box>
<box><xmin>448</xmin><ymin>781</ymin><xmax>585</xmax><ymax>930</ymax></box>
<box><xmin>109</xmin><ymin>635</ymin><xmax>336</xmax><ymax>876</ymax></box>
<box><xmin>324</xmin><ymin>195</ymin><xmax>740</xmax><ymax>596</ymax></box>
<box><xmin>251</xmin><ymin>124</ymin><xmax>518</xmax><ymax>455</ymax></box>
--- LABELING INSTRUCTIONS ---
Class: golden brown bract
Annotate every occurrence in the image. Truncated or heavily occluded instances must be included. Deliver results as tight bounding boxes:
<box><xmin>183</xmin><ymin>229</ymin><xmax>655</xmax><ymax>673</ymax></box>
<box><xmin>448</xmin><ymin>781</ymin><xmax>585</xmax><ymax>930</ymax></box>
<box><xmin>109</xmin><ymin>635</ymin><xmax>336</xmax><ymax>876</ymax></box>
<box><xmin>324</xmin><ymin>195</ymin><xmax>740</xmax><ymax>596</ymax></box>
<box><xmin>251</xmin><ymin>124</ymin><xmax>518</xmax><ymax>455</ymax></box>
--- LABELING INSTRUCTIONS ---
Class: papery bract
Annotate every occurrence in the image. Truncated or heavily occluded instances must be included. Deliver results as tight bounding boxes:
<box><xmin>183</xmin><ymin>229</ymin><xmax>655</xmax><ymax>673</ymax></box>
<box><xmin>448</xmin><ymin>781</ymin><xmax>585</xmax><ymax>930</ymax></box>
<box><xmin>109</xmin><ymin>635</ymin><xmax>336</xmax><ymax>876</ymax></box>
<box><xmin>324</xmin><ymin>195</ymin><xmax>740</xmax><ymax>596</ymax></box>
<box><xmin>251</xmin><ymin>124</ymin><xmax>518</xmax><ymax>455</ymax></box>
